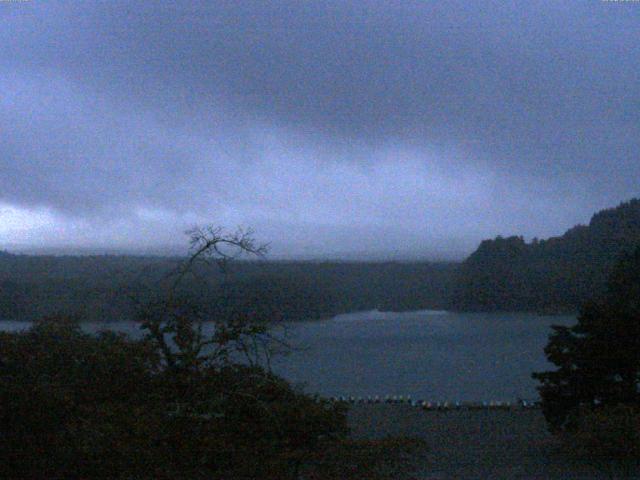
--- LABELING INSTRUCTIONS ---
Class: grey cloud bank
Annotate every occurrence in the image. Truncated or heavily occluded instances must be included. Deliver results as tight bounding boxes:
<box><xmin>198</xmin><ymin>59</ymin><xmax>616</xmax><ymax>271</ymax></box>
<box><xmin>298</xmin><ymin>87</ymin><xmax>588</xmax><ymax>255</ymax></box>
<box><xmin>1</xmin><ymin>1</ymin><xmax>638</xmax><ymax>259</ymax></box>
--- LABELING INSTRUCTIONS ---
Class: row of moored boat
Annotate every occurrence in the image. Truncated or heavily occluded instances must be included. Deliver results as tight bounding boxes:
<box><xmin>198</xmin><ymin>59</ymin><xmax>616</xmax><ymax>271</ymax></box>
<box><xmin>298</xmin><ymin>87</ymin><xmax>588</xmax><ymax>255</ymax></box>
<box><xmin>325</xmin><ymin>396</ymin><xmax>540</xmax><ymax>410</ymax></box>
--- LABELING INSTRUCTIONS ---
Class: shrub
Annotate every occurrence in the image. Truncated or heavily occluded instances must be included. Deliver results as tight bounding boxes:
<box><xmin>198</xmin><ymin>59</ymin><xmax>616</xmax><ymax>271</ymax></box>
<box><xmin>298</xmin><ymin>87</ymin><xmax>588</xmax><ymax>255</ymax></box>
<box><xmin>0</xmin><ymin>228</ymin><xmax>353</xmax><ymax>478</ymax></box>
<box><xmin>533</xmin><ymin>246</ymin><xmax>640</xmax><ymax>432</ymax></box>
<box><xmin>0</xmin><ymin>316</ymin><xmax>348</xmax><ymax>479</ymax></box>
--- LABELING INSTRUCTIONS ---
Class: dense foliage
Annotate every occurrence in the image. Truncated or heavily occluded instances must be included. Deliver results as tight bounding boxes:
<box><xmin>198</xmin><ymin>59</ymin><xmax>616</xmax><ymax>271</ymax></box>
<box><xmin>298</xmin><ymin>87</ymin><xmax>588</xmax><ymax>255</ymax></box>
<box><xmin>0</xmin><ymin>316</ymin><xmax>347</xmax><ymax>479</ymax></box>
<box><xmin>0</xmin><ymin>226</ymin><xmax>354</xmax><ymax>479</ymax></box>
<box><xmin>533</xmin><ymin>246</ymin><xmax>640</xmax><ymax>432</ymax></box>
<box><xmin>0</xmin><ymin>255</ymin><xmax>455</xmax><ymax>322</ymax></box>
<box><xmin>0</xmin><ymin>227</ymin><xmax>436</xmax><ymax>479</ymax></box>
<box><xmin>451</xmin><ymin>198</ymin><xmax>640</xmax><ymax>313</ymax></box>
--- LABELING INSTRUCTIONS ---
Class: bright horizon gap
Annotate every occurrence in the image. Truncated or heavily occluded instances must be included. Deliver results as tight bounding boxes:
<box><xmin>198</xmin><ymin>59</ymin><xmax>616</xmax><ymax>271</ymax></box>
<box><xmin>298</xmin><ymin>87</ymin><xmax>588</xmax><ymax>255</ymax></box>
<box><xmin>2</xmin><ymin>197</ymin><xmax>635</xmax><ymax>261</ymax></box>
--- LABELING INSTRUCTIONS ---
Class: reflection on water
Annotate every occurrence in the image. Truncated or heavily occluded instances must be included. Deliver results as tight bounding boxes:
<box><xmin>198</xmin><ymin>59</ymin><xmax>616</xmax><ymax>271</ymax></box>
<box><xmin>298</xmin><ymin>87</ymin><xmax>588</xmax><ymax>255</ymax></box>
<box><xmin>332</xmin><ymin>309</ymin><xmax>448</xmax><ymax>322</ymax></box>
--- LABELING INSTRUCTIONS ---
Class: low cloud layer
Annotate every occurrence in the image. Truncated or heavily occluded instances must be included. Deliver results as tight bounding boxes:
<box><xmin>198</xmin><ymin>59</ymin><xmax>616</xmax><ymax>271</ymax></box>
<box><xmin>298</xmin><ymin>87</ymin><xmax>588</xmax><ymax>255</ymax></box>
<box><xmin>1</xmin><ymin>1</ymin><xmax>638</xmax><ymax>258</ymax></box>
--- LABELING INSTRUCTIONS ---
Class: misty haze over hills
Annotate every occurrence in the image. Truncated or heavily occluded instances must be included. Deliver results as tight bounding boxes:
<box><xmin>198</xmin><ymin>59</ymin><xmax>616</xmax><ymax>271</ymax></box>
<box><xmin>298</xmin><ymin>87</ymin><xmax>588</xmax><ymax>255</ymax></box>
<box><xmin>1</xmin><ymin>242</ymin><xmax>471</xmax><ymax>262</ymax></box>
<box><xmin>2</xmin><ymin>198</ymin><xmax>639</xmax><ymax>322</ymax></box>
<box><xmin>2</xmin><ymin>3</ymin><xmax>640</xmax><ymax>478</ymax></box>
<box><xmin>2</xmin><ymin>2</ymin><xmax>639</xmax><ymax>257</ymax></box>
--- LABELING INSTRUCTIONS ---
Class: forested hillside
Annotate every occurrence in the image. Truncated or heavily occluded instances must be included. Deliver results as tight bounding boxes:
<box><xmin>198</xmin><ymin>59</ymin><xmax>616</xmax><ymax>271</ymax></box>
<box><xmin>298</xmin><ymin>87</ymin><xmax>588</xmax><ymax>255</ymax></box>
<box><xmin>0</xmin><ymin>254</ymin><xmax>456</xmax><ymax>322</ymax></box>
<box><xmin>450</xmin><ymin>199</ymin><xmax>640</xmax><ymax>313</ymax></box>
<box><xmin>4</xmin><ymin>199</ymin><xmax>639</xmax><ymax>320</ymax></box>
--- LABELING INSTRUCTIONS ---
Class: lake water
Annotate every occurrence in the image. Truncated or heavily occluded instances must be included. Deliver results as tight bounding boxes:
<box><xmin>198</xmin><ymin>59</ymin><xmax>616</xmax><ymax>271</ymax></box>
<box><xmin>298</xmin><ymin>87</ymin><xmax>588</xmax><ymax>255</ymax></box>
<box><xmin>0</xmin><ymin>310</ymin><xmax>574</xmax><ymax>402</ymax></box>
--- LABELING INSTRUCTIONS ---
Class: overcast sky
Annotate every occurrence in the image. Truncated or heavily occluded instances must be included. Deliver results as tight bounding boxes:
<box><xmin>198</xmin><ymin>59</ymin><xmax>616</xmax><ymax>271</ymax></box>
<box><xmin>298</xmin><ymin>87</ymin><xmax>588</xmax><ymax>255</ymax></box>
<box><xmin>1</xmin><ymin>1</ymin><xmax>638</xmax><ymax>259</ymax></box>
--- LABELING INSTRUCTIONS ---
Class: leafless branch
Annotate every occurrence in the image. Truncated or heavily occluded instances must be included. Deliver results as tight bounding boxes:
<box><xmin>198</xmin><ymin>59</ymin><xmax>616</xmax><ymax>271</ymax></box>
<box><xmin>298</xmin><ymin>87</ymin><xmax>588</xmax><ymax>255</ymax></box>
<box><xmin>134</xmin><ymin>225</ymin><xmax>282</xmax><ymax>372</ymax></box>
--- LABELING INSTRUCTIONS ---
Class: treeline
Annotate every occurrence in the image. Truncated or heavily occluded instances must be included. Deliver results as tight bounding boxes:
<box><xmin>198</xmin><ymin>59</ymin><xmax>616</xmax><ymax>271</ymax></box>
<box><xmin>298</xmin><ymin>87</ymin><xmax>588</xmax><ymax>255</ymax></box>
<box><xmin>3</xmin><ymin>198</ymin><xmax>640</xmax><ymax>320</ymax></box>
<box><xmin>0</xmin><ymin>227</ymin><xmax>425</xmax><ymax>479</ymax></box>
<box><xmin>451</xmin><ymin>198</ymin><xmax>640</xmax><ymax>313</ymax></box>
<box><xmin>0</xmin><ymin>252</ymin><xmax>456</xmax><ymax>322</ymax></box>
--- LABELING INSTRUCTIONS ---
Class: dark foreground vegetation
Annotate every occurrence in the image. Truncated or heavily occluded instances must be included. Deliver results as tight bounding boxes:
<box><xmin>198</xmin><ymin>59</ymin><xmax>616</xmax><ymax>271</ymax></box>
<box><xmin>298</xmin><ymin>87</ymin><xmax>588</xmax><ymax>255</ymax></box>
<box><xmin>2</xmin><ymin>205</ymin><xmax>640</xmax><ymax>477</ymax></box>
<box><xmin>0</xmin><ymin>228</ymin><xmax>426</xmax><ymax>479</ymax></box>
<box><xmin>0</xmin><ymin>316</ymin><xmax>348</xmax><ymax>479</ymax></box>
<box><xmin>534</xmin><ymin>245</ymin><xmax>640</xmax><ymax>461</ymax></box>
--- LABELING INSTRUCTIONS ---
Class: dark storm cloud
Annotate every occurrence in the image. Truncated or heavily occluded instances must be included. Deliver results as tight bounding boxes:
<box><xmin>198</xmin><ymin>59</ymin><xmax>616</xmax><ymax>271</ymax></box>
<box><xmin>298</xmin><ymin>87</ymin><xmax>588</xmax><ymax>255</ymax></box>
<box><xmin>0</xmin><ymin>1</ymin><xmax>638</xmax><ymax>257</ymax></box>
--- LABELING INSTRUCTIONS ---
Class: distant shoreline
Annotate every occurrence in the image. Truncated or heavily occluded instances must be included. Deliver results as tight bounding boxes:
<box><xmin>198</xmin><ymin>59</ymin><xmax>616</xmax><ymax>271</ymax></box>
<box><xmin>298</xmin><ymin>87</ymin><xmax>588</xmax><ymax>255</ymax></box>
<box><xmin>0</xmin><ymin>308</ymin><xmax>578</xmax><ymax>324</ymax></box>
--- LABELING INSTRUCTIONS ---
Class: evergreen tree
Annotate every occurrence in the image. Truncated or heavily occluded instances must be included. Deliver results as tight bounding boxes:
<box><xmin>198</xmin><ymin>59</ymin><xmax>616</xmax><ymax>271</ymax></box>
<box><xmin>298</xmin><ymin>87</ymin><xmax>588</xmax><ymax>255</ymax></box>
<box><xmin>533</xmin><ymin>246</ymin><xmax>640</xmax><ymax>431</ymax></box>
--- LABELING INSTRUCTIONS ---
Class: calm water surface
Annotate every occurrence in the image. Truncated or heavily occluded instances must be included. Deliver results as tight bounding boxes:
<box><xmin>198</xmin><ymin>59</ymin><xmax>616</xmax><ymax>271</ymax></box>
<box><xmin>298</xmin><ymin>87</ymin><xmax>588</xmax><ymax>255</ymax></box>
<box><xmin>1</xmin><ymin>310</ymin><xmax>574</xmax><ymax>402</ymax></box>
